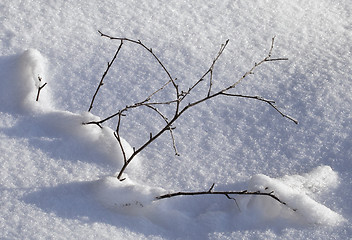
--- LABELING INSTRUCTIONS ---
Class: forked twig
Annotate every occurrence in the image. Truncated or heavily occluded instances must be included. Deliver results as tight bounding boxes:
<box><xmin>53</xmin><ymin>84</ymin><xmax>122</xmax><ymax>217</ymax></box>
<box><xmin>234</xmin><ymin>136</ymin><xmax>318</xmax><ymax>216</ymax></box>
<box><xmin>83</xmin><ymin>33</ymin><xmax>297</xmax><ymax>181</ymax></box>
<box><xmin>36</xmin><ymin>76</ymin><xmax>47</xmax><ymax>102</ymax></box>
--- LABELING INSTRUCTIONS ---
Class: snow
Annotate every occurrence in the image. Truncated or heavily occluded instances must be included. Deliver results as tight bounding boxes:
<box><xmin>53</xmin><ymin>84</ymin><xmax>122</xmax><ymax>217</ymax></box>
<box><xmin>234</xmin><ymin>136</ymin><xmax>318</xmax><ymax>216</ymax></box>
<box><xmin>1</xmin><ymin>0</ymin><xmax>351</xmax><ymax>239</ymax></box>
<box><xmin>247</xmin><ymin>166</ymin><xmax>344</xmax><ymax>226</ymax></box>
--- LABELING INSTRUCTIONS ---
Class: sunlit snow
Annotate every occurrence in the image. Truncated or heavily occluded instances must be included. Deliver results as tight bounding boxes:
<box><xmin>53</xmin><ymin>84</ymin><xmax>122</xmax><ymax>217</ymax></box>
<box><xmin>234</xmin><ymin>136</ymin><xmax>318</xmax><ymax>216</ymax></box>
<box><xmin>1</xmin><ymin>1</ymin><xmax>351</xmax><ymax>239</ymax></box>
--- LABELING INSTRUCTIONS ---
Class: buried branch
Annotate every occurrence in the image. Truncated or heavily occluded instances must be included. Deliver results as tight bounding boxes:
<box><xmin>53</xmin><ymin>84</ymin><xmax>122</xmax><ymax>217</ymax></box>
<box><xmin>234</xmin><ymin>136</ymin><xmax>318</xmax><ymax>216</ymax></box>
<box><xmin>156</xmin><ymin>188</ymin><xmax>286</xmax><ymax>206</ymax></box>
<box><xmin>36</xmin><ymin>75</ymin><xmax>47</xmax><ymax>102</ymax></box>
<box><xmin>156</xmin><ymin>183</ymin><xmax>295</xmax><ymax>211</ymax></box>
<box><xmin>84</xmin><ymin>32</ymin><xmax>297</xmax><ymax>181</ymax></box>
<box><xmin>155</xmin><ymin>183</ymin><xmax>296</xmax><ymax>211</ymax></box>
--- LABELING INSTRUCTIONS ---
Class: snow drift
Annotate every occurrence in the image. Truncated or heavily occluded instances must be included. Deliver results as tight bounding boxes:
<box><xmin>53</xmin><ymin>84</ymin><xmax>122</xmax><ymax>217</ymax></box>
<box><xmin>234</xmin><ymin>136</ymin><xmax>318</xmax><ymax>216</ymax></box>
<box><xmin>0</xmin><ymin>49</ymin><xmax>52</xmax><ymax>113</ymax></box>
<box><xmin>4</xmin><ymin>48</ymin><xmax>345</xmax><ymax>230</ymax></box>
<box><xmin>93</xmin><ymin>165</ymin><xmax>345</xmax><ymax>229</ymax></box>
<box><xmin>1</xmin><ymin>1</ymin><xmax>351</xmax><ymax>237</ymax></box>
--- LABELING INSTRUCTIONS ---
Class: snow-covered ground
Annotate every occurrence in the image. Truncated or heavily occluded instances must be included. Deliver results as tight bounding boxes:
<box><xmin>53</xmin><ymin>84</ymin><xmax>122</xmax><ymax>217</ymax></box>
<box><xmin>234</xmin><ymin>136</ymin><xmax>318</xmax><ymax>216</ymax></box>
<box><xmin>1</xmin><ymin>1</ymin><xmax>351</xmax><ymax>239</ymax></box>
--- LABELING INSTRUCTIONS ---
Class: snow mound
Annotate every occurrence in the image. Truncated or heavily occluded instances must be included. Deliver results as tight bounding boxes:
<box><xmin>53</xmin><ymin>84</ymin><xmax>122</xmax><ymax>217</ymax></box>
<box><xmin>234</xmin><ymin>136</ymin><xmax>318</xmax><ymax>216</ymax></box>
<box><xmin>279</xmin><ymin>165</ymin><xmax>340</xmax><ymax>196</ymax></box>
<box><xmin>0</xmin><ymin>49</ymin><xmax>136</xmax><ymax>171</ymax></box>
<box><xmin>15</xmin><ymin>49</ymin><xmax>52</xmax><ymax>112</ymax></box>
<box><xmin>93</xmin><ymin>176</ymin><xmax>165</xmax><ymax>215</ymax></box>
<box><xmin>29</xmin><ymin>110</ymin><xmax>132</xmax><ymax>168</ymax></box>
<box><xmin>94</xmin><ymin>166</ymin><xmax>345</xmax><ymax>228</ymax></box>
<box><xmin>246</xmin><ymin>166</ymin><xmax>345</xmax><ymax>226</ymax></box>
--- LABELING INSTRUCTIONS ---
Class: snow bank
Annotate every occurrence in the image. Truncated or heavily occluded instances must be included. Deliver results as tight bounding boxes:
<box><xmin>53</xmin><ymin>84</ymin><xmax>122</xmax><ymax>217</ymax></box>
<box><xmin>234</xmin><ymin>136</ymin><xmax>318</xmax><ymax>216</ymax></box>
<box><xmin>93</xmin><ymin>176</ymin><xmax>165</xmax><ymax>215</ymax></box>
<box><xmin>1</xmin><ymin>47</ymin><xmax>345</xmax><ymax>238</ymax></box>
<box><xmin>1</xmin><ymin>51</ymin><xmax>343</xmax><ymax>238</ymax></box>
<box><xmin>27</xmin><ymin>110</ymin><xmax>132</xmax><ymax>168</ymax></box>
<box><xmin>0</xmin><ymin>49</ymin><xmax>138</xmax><ymax>171</ymax></box>
<box><xmin>15</xmin><ymin>49</ymin><xmax>52</xmax><ymax>112</ymax></box>
<box><xmin>245</xmin><ymin>165</ymin><xmax>344</xmax><ymax>226</ymax></box>
<box><xmin>93</xmin><ymin>165</ymin><xmax>345</xmax><ymax>228</ymax></box>
<box><xmin>0</xmin><ymin>49</ymin><xmax>53</xmax><ymax>113</ymax></box>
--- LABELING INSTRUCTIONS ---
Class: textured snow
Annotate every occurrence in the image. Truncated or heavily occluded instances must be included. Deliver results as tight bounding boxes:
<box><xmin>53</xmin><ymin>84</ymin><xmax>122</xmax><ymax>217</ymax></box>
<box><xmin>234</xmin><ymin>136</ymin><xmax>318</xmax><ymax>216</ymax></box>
<box><xmin>1</xmin><ymin>0</ymin><xmax>351</xmax><ymax>239</ymax></box>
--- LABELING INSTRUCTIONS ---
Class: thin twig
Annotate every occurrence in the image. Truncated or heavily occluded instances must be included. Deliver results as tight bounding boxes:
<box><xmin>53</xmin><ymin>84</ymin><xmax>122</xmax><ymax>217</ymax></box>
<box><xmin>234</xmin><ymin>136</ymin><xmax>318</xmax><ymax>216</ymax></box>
<box><xmin>208</xmin><ymin>183</ymin><xmax>215</xmax><ymax>192</ymax></box>
<box><xmin>220</xmin><ymin>93</ymin><xmax>298</xmax><ymax>124</ymax></box>
<box><xmin>114</xmin><ymin>131</ymin><xmax>127</xmax><ymax>164</ymax></box>
<box><xmin>155</xmin><ymin>189</ymin><xmax>289</xmax><ymax>208</ymax></box>
<box><xmin>88</xmin><ymin>40</ymin><xmax>124</xmax><ymax>112</ymax></box>
<box><xmin>156</xmin><ymin>185</ymin><xmax>298</xmax><ymax>212</ymax></box>
<box><xmin>180</xmin><ymin>40</ymin><xmax>229</xmax><ymax>101</ymax></box>
<box><xmin>36</xmin><ymin>76</ymin><xmax>47</xmax><ymax>102</ymax></box>
<box><xmin>224</xmin><ymin>41</ymin><xmax>287</xmax><ymax>92</ymax></box>
<box><xmin>98</xmin><ymin>30</ymin><xmax>179</xmax><ymax>100</ymax></box>
<box><xmin>83</xmin><ymin>35</ymin><xmax>296</xmax><ymax>180</ymax></box>
<box><xmin>207</xmin><ymin>41</ymin><xmax>229</xmax><ymax>97</ymax></box>
<box><xmin>144</xmin><ymin>105</ymin><xmax>179</xmax><ymax>156</ymax></box>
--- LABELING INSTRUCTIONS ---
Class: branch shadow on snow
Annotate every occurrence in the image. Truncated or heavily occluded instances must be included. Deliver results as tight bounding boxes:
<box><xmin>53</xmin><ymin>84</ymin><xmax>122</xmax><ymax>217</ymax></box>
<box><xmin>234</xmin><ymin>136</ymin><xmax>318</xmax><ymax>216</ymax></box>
<box><xmin>21</xmin><ymin>180</ymin><xmax>170</xmax><ymax>238</ymax></box>
<box><xmin>0</xmin><ymin>54</ymin><xmax>22</xmax><ymax>114</ymax></box>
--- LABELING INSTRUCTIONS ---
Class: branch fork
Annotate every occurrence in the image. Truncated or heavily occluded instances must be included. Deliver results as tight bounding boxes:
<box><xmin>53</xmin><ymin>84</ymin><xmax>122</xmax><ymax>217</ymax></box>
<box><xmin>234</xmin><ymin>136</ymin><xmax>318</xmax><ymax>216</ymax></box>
<box><xmin>84</xmin><ymin>32</ymin><xmax>297</xmax><ymax>181</ymax></box>
<box><xmin>83</xmin><ymin>32</ymin><xmax>299</xmax><ymax>212</ymax></box>
<box><xmin>36</xmin><ymin>75</ymin><xmax>47</xmax><ymax>102</ymax></box>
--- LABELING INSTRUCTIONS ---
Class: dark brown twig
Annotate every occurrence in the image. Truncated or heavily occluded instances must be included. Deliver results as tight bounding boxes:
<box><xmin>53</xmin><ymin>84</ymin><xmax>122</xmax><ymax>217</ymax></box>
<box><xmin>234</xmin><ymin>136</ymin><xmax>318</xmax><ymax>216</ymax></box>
<box><xmin>208</xmin><ymin>183</ymin><xmax>215</xmax><ymax>192</ymax></box>
<box><xmin>36</xmin><ymin>76</ymin><xmax>47</xmax><ymax>102</ymax></box>
<box><xmin>97</xmin><ymin>30</ymin><xmax>179</xmax><ymax>101</ymax></box>
<box><xmin>156</xmin><ymin>190</ymin><xmax>277</xmax><ymax>202</ymax></box>
<box><xmin>220</xmin><ymin>93</ymin><xmax>298</xmax><ymax>124</ymax></box>
<box><xmin>83</xmin><ymin>33</ymin><xmax>296</xmax><ymax>180</ymax></box>
<box><xmin>88</xmin><ymin>40</ymin><xmax>124</xmax><ymax>112</ymax></box>
<box><xmin>156</xmin><ymin>189</ymin><xmax>290</xmax><ymax>209</ymax></box>
<box><xmin>144</xmin><ymin>105</ymin><xmax>179</xmax><ymax>156</ymax></box>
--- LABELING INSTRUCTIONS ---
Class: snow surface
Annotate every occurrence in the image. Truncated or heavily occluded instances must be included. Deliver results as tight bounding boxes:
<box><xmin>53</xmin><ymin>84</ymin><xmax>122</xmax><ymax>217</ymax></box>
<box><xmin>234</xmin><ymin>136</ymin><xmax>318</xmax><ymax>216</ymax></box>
<box><xmin>1</xmin><ymin>0</ymin><xmax>351</xmax><ymax>239</ymax></box>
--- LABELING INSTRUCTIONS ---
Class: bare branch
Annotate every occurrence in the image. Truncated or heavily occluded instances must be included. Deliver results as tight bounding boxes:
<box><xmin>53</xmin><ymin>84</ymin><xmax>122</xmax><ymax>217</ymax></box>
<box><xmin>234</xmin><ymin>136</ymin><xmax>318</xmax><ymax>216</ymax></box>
<box><xmin>145</xmin><ymin>78</ymin><xmax>176</xmax><ymax>101</ymax></box>
<box><xmin>144</xmin><ymin>105</ymin><xmax>179</xmax><ymax>156</ymax></box>
<box><xmin>180</xmin><ymin>40</ymin><xmax>230</xmax><ymax>101</ymax></box>
<box><xmin>36</xmin><ymin>76</ymin><xmax>47</xmax><ymax>102</ymax></box>
<box><xmin>114</xmin><ymin>131</ymin><xmax>127</xmax><ymax>164</ymax></box>
<box><xmin>88</xmin><ymin>40</ymin><xmax>123</xmax><ymax>112</ymax></box>
<box><xmin>223</xmin><ymin>38</ymin><xmax>288</xmax><ymax>92</ymax></box>
<box><xmin>208</xmin><ymin>40</ymin><xmax>229</xmax><ymax>97</ymax></box>
<box><xmin>116</xmin><ymin>114</ymin><xmax>178</xmax><ymax>180</ymax></box>
<box><xmin>154</xmin><ymin>182</ymin><xmax>299</xmax><ymax>212</ymax></box>
<box><xmin>83</xmin><ymin>34</ymin><xmax>296</xmax><ymax>180</ymax></box>
<box><xmin>268</xmin><ymin>36</ymin><xmax>276</xmax><ymax>57</ymax></box>
<box><xmin>98</xmin><ymin>31</ymin><xmax>179</xmax><ymax>101</ymax></box>
<box><xmin>155</xmin><ymin>189</ymin><xmax>294</xmax><ymax>211</ymax></box>
<box><xmin>265</xmin><ymin>58</ymin><xmax>289</xmax><ymax>62</ymax></box>
<box><xmin>208</xmin><ymin>183</ymin><xmax>215</xmax><ymax>192</ymax></box>
<box><xmin>220</xmin><ymin>93</ymin><xmax>298</xmax><ymax>124</ymax></box>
